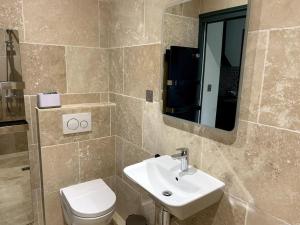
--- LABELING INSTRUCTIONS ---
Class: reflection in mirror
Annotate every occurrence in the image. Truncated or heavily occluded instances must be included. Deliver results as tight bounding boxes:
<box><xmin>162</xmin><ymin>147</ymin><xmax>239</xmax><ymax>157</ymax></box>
<box><xmin>0</xmin><ymin>29</ymin><xmax>26</xmax><ymax>124</ymax></box>
<box><xmin>162</xmin><ymin>0</ymin><xmax>248</xmax><ymax>131</ymax></box>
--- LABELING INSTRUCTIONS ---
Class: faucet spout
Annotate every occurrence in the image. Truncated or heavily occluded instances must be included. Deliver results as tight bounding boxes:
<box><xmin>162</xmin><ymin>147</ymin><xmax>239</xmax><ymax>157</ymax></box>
<box><xmin>171</xmin><ymin>148</ymin><xmax>189</xmax><ymax>172</ymax></box>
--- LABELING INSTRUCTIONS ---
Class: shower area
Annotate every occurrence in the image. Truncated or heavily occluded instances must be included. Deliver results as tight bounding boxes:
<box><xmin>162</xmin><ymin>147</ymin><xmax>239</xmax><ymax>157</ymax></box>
<box><xmin>0</xmin><ymin>29</ymin><xmax>33</xmax><ymax>225</ymax></box>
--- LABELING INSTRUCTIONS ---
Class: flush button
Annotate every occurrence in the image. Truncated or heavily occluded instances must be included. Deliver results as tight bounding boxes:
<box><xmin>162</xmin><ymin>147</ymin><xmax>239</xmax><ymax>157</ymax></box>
<box><xmin>63</xmin><ymin>113</ymin><xmax>92</xmax><ymax>134</ymax></box>
<box><xmin>80</xmin><ymin>120</ymin><xmax>88</xmax><ymax>128</ymax></box>
<box><xmin>67</xmin><ymin>118</ymin><xmax>79</xmax><ymax>130</ymax></box>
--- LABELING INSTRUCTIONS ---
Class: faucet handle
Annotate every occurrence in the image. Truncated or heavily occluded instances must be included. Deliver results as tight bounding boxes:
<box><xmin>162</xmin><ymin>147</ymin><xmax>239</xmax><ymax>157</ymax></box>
<box><xmin>176</xmin><ymin>147</ymin><xmax>189</xmax><ymax>156</ymax></box>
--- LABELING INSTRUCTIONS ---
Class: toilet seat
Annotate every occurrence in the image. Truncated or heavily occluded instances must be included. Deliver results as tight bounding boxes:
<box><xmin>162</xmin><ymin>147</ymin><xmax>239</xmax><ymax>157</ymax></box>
<box><xmin>60</xmin><ymin>179</ymin><xmax>116</xmax><ymax>218</ymax></box>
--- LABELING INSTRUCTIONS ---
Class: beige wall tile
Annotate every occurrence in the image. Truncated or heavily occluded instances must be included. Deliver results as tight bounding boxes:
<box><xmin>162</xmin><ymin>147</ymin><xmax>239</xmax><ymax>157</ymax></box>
<box><xmin>41</xmin><ymin>143</ymin><xmax>79</xmax><ymax>194</ymax></box>
<box><xmin>32</xmin><ymin>188</ymin><xmax>44</xmax><ymax>225</ymax></box>
<box><xmin>202</xmin><ymin>121</ymin><xmax>300</xmax><ymax>224</ymax></box>
<box><xmin>78</xmin><ymin>137</ymin><xmax>116</xmax><ymax>182</ymax></box>
<box><xmin>103</xmin><ymin>176</ymin><xmax>116</xmax><ymax>192</ymax></box>
<box><xmin>122</xmin><ymin>138</ymin><xmax>151</xmax><ymax>170</ymax></box>
<box><xmin>29</xmin><ymin>96</ymin><xmax>38</xmax><ymax>145</ymax></box>
<box><xmin>98</xmin><ymin>0</ymin><xmax>145</xmax><ymax>47</ymax></box>
<box><xmin>24</xmin><ymin>96</ymin><xmax>32</xmax><ymax>143</ymax></box>
<box><xmin>109</xmin><ymin>48</ymin><xmax>124</xmax><ymax>94</ymax></box>
<box><xmin>23</xmin><ymin>0</ymin><xmax>99</xmax><ymax>46</ymax></box>
<box><xmin>124</xmin><ymin>44</ymin><xmax>161</xmax><ymax>100</ymax></box>
<box><xmin>115</xmin><ymin>176</ymin><xmax>141</xmax><ymax>219</ymax></box>
<box><xmin>246</xmin><ymin>207</ymin><xmax>290</xmax><ymax>225</ymax></box>
<box><xmin>28</xmin><ymin>144</ymin><xmax>41</xmax><ymax>190</ymax></box>
<box><xmin>100</xmin><ymin>92</ymin><xmax>109</xmax><ymax>103</ymax></box>
<box><xmin>66</xmin><ymin>47</ymin><xmax>109</xmax><ymax>93</ymax></box>
<box><xmin>163</xmin><ymin>13</ymin><xmax>199</xmax><ymax>50</ymax></box>
<box><xmin>111</xmin><ymin>94</ymin><xmax>143</xmax><ymax>146</ymax></box>
<box><xmin>200</xmin><ymin>0</ymin><xmax>247</xmax><ymax>14</ymax></box>
<box><xmin>249</xmin><ymin>0</ymin><xmax>300</xmax><ymax>31</ymax></box>
<box><xmin>139</xmin><ymin>195</ymin><xmax>156</xmax><ymax>225</ymax></box>
<box><xmin>240</xmin><ymin>31</ymin><xmax>268</xmax><ymax>122</ymax></box>
<box><xmin>0</xmin><ymin>0</ymin><xmax>22</xmax><ymax>29</ymax></box>
<box><xmin>43</xmin><ymin>192</ymin><xmax>65</xmax><ymax>225</ymax></box>
<box><xmin>174</xmin><ymin>195</ymin><xmax>247</xmax><ymax>225</ymax></box>
<box><xmin>37</xmin><ymin>105</ymin><xmax>111</xmax><ymax>147</ymax></box>
<box><xmin>98</xmin><ymin>0</ymin><xmax>111</xmax><ymax>48</ymax></box>
<box><xmin>115</xmin><ymin>136</ymin><xmax>151</xmax><ymax>177</ymax></box>
<box><xmin>166</xmin><ymin>4</ymin><xmax>183</xmax><ymax>16</ymax></box>
<box><xmin>182</xmin><ymin>0</ymin><xmax>200</xmax><ymax>18</ymax></box>
<box><xmin>115</xmin><ymin>136</ymin><xmax>123</xmax><ymax>177</ymax></box>
<box><xmin>144</xmin><ymin>0</ymin><xmax>167</xmax><ymax>43</ymax></box>
<box><xmin>143</xmin><ymin>102</ymin><xmax>202</xmax><ymax>167</ymax></box>
<box><xmin>259</xmin><ymin>28</ymin><xmax>300</xmax><ymax>131</ymax></box>
<box><xmin>61</xmin><ymin>93</ymin><xmax>101</xmax><ymax>105</ymax></box>
<box><xmin>20</xmin><ymin>44</ymin><xmax>66</xmax><ymax>95</ymax></box>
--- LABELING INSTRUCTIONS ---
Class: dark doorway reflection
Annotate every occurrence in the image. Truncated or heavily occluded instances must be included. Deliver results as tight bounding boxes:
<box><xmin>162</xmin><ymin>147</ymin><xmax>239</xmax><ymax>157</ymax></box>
<box><xmin>163</xmin><ymin>5</ymin><xmax>247</xmax><ymax>131</ymax></box>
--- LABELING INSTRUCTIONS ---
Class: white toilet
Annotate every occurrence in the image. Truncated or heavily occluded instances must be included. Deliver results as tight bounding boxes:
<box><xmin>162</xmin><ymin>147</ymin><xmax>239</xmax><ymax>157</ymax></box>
<box><xmin>60</xmin><ymin>179</ymin><xmax>116</xmax><ymax>225</ymax></box>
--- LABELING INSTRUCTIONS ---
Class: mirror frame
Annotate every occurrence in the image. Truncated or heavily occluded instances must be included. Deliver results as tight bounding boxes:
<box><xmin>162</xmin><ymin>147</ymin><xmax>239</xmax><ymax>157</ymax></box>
<box><xmin>160</xmin><ymin>0</ymin><xmax>251</xmax><ymax>144</ymax></box>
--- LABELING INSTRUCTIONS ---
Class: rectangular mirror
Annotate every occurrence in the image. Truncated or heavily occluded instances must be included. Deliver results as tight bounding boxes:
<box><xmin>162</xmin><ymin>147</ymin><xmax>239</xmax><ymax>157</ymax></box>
<box><xmin>162</xmin><ymin>0</ymin><xmax>248</xmax><ymax>131</ymax></box>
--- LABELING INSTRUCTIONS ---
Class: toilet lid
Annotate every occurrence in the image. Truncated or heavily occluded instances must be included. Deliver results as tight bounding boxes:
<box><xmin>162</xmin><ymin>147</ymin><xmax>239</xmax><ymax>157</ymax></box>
<box><xmin>60</xmin><ymin>179</ymin><xmax>116</xmax><ymax>218</ymax></box>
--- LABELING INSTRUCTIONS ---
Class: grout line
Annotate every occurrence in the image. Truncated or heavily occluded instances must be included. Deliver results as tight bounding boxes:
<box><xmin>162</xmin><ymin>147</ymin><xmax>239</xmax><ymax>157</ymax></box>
<box><xmin>164</xmin><ymin>12</ymin><xmax>198</xmax><ymax>21</ymax></box>
<box><xmin>110</xmin><ymin>41</ymin><xmax>161</xmax><ymax>49</ymax></box>
<box><xmin>19</xmin><ymin>41</ymin><xmax>106</xmax><ymax>49</ymax></box>
<box><xmin>110</xmin><ymin>107</ymin><xmax>112</xmax><ymax>136</ymax></box>
<box><xmin>97</xmin><ymin>0</ymin><xmax>101</xmax><ymax>48</ymax></box>
<box><xmin>143</xmin><ymin>0</ymin><xmax>146</xmax><ymax>38</ymax></box>
<box><xmin>21</xmin><ymin>0</ymin><xmax>26</xmax><ymax>42</ymax></box>
<box><xmin>111</xmin><ymin>92</ymin><xmax>145</xmax><ymax>102</ymax></box>
<box><xmin>252</xmin><ymin>24</ymin><xmax>300</xmax><ymax>33</ymax></box>
<box><xmin>64</xmin><ymin>46</ymin><xmax>69</xmax><ymax>93</ymax></box>
<box><xmin>180</xmin><ymin>2</ymin><xmax>184</xmax><ymax>16</ymax></box>
<box><xmin>19</xmin><ymin>41</ymin><xmax>162</xmax><ymax>49</ymax></box>
<box><xmin>77</xmin><ymin>142</ymin><xmax>81</xmax><ymax>182</ymax></box>
<box><xmin>28</xmin><ymin>96</ymin><xmax>35</xmax><ymax>145</ymax></box>
<box><xmin>99</xmin><ymin>92</ymin><xmax>102</xmax><ymax>103</ymax></box>
<box><xmin>60</xmin><ymin>92</ymin><xmax>106</xmax><ymax>95</ymax></box>
<box><xmin>141</xmin><ymin>101</ymin><xmax>145</xmax><ymax>148</ymax></box>
<box><xmin>200</xmin><ymin>136</ymin><xmax>203</xmax><ymax>169</ymax></box>
<box><xmin>240</xmin><ymin>119</ymin><xmax>300</xmax><ymax>134</ymax></box>
<box><xmin>116</xmin><ymin>135</ymin><xmax>153</xmax><ymax>157</ymax></box>
<box><xmin>114</xmin><ymin>135</ymin><xmax>117</xmax><ymax>177</ymax></box>
<box><xmin>122</xmin><ymin>48</ymin><xmax>125</xmax><ymax>94</ymax></box>
<box><xmin>256</xmin><ymin>30</ymin><xmax>270</xmax><ymax>124</ymax></box>
<box><xmin>41</xmin><ymin>135</ymin><xmax>113</xmax><ymax>148</ymax></box>
<box><xmin>108</xmin><ymin>51</ymin><xmax>111</xmax><ymax>97</ymax></box>
<box><xmin>244</xmin><ymin>203</ymin><xmax>249</xmax><ymax>225</ymax></box>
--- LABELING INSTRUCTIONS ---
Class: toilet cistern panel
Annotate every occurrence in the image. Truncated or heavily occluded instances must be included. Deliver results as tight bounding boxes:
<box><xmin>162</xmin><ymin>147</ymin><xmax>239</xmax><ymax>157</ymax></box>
<box><xmin>63</xmin><ymin>112</ymin><xmax>92</xmax><ymax>134</ymax></box>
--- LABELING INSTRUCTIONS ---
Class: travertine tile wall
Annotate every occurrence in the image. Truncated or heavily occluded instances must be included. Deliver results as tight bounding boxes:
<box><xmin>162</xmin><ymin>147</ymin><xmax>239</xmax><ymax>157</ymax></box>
<box><xmin>105</xmin><ymin>0</ymin><xmax>300</xmax><ymax>225</ymax></box>
<box><xmin>37</xmin><ymin>104</ymin><xmax>116</xmax><ymax>225</ymax></box>
<box><xmin>0</xmin><ymin>0</ymin><xmax>114</xmax><ymax>225</ymax></box>
<box><xmin>1</xmin><ymin>1</ymin><xmax>300</xmax><ymax>225</ymax></box>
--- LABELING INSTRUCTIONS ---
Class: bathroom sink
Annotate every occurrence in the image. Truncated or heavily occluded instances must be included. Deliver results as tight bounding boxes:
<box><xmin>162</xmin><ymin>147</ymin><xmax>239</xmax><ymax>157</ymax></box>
<box><xmin>123</xmin><ymin>155</ymin><xmax>225</xmax><ymax>220</ymax></box>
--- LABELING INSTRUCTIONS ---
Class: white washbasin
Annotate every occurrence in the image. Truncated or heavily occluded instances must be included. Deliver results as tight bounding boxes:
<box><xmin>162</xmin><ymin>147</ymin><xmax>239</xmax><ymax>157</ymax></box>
<box><xmin>123</xmin><ymin>155</ymin><xmax>225</xmax><ymax>220</ymax></box>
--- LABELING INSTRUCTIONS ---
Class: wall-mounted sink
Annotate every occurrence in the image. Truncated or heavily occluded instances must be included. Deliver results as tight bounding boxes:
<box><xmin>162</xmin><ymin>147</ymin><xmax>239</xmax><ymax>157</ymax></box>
<box><xmin>124</xmin><ymin>155</ymin><xmax>225</xmax><ymax>220</ymax></box>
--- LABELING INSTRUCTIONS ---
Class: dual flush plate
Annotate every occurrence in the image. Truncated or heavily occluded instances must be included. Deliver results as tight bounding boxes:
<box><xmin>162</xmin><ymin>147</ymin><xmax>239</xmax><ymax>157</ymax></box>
<box><xmin>62</xmin><ymin>113</ymin><xmax>92</xmax><ymax>134</ymax></box>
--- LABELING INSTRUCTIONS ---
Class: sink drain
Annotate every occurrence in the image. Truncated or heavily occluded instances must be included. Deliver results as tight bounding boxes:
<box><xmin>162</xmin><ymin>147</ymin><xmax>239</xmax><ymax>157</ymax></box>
<box><xmin>162</xmin><ymin>190</ymin><xmax>172</xmax><ymax>197</ymax></box>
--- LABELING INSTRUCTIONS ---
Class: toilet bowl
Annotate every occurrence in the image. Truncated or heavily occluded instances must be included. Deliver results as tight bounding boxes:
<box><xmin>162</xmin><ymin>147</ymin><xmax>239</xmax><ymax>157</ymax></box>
<box><xmin>60</xmin><ymin>179</ymin><xmax>116</xmax><ymax>225</ymax></box>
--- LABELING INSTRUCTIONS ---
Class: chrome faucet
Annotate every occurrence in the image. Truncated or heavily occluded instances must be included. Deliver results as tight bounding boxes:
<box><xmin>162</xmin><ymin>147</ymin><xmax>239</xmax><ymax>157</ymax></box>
<box><xmin>171</xmin><ymin>148</ymin><xmax>189</xmax><ymax>172</ymax></box>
